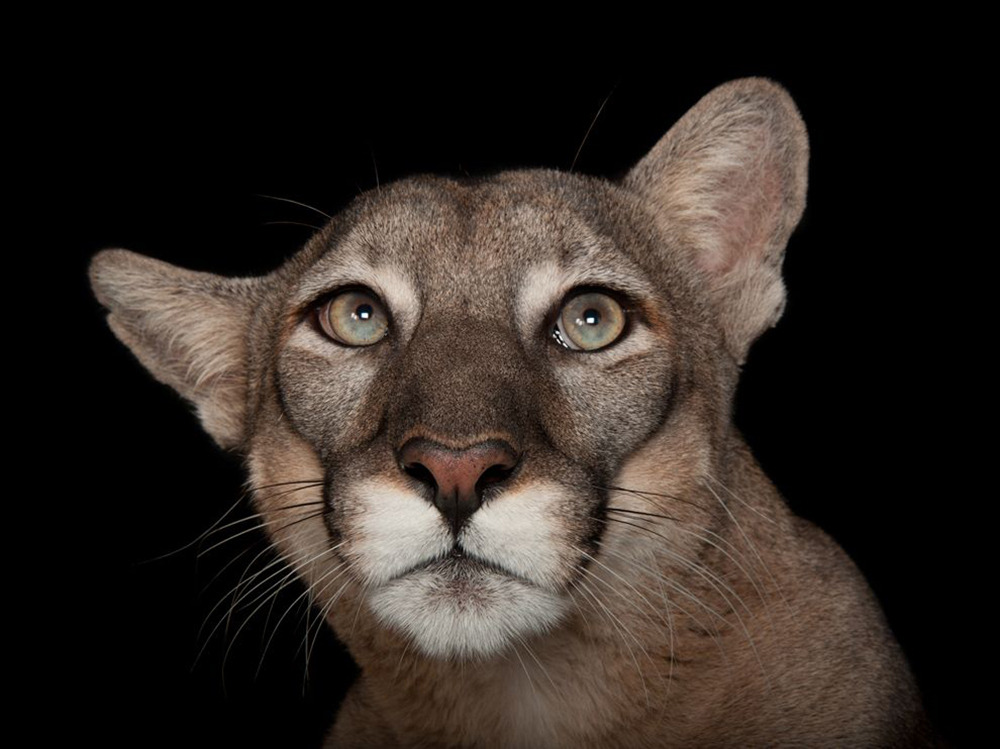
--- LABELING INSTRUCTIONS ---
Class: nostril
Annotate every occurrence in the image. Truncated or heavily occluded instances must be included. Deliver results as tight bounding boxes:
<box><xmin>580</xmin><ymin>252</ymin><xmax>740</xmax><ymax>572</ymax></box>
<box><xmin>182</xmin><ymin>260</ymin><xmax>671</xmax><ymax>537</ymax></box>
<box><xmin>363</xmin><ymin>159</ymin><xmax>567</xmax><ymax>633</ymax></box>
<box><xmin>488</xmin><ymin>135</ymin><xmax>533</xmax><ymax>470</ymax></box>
<box><xmin>476</xmin><ymin>462</ymin><xmax>515</xmax><ymax>492</ymax></box>
<box><xmin>402</xmin><ymin>461</ymin><xmax>438</xmax><ymax>491</ymax></box>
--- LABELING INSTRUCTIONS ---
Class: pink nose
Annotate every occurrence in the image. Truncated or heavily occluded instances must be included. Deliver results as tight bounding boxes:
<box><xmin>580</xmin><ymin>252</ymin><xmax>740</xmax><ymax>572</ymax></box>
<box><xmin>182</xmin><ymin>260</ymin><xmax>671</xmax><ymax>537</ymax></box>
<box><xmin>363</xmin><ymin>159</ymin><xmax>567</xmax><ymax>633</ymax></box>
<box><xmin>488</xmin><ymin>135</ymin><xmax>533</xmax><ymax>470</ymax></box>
<box><xmin>399</xmin><ymin>438</ymin><xmax>519</xmax><ymax>534</ymax></box>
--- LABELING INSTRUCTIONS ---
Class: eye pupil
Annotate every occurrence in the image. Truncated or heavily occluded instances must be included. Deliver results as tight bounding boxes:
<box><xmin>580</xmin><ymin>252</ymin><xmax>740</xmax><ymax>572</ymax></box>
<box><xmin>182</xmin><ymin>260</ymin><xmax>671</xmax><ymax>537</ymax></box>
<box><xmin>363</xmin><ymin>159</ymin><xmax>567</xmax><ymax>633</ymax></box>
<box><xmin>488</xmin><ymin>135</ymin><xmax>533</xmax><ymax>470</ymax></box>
<box><xmin>354</xmin><ymin>304</ymin><xmax>373</xmax><ymax>321</ymax></box>
<box><xmin>580</xmin><ymin>309</ymin><xmax>601</xmax><ymax>326</ymax></box>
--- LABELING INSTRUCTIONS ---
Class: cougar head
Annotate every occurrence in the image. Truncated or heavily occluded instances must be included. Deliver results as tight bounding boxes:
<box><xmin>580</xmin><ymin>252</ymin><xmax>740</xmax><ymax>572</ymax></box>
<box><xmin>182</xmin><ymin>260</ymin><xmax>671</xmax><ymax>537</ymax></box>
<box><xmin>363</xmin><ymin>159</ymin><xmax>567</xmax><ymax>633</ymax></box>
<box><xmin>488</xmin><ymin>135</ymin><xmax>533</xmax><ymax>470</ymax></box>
<box><xmin>90</xmin><ymin>78</ymin><xmax>807</xmax><ymax>661</ymax></box>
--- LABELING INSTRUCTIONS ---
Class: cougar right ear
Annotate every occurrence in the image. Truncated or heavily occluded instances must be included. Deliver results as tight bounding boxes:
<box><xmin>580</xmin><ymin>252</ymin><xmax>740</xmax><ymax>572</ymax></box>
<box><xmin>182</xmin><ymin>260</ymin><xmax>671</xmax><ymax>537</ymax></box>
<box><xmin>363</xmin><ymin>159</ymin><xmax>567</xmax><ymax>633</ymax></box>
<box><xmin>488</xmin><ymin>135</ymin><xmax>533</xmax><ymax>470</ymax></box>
<box><xmin>625</xmin><ymin>78</ymin><xmax>809</xmax><ymax>365</ymax></box>
<box><xmin>89</xmin><ymin>249</ymin><xmax>261</xmax><ymax>450</ymax></box>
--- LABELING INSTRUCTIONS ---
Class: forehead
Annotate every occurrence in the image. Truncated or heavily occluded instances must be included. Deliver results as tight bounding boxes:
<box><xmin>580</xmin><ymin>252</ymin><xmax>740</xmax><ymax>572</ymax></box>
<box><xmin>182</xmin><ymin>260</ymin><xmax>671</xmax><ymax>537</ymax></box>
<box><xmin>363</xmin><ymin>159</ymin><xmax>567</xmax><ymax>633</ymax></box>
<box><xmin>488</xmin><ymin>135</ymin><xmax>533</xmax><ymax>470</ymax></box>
<box><xmin>291</xmin><ymin>173</ymin><xmax>658</xmax><ymax>311</ymax></box>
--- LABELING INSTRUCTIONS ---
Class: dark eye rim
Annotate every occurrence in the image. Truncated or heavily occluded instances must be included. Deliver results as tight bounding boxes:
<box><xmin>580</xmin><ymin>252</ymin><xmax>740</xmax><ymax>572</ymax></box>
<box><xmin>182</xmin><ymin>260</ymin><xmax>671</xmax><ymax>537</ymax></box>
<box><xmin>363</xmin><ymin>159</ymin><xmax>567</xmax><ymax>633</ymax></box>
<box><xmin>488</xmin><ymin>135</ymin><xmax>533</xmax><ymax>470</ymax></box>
<box><xmin>312</xmin><ymin>285</ymin><xmax>392</xmax><ymax>348</ymax></box>
<box><xmin>547</xmin><ymin>285</ymin><xmax>636</xmax><ymax>354</ymax></box>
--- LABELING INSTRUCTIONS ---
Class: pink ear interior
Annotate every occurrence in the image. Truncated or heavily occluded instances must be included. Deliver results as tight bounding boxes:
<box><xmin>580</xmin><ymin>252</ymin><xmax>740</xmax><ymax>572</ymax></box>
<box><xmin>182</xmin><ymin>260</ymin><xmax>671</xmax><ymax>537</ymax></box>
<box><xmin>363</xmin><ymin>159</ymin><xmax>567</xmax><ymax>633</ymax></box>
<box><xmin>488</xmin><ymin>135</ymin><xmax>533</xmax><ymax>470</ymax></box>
<box><xmin>708</xmin><ymin>147</ymin><xmax>785</xmax><ymax>276</ymax></box>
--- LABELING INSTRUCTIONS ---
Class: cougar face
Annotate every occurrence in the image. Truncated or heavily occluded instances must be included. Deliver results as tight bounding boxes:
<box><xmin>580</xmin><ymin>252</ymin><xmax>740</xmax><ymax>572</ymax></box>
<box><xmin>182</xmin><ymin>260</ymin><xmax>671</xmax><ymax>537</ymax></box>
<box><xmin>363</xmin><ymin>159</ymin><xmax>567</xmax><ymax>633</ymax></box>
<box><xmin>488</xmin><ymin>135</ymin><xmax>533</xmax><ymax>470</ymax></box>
<box><xmin>246</xmin><ymin>172</ymin><xmax>709</xmax><ymax>659</ymax></box>
<box><xmin>91</xmin><ymin>79</ymin><xmax>931</xmax><ymax>746</ymax></box>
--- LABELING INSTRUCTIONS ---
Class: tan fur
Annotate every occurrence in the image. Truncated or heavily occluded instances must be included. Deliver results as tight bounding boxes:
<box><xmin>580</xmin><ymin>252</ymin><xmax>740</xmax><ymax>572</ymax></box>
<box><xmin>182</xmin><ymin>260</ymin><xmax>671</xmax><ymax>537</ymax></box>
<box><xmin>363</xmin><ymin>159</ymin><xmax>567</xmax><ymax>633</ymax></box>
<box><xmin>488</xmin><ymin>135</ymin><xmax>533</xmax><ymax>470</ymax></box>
<box><xmin>90</xmin><ymin>79</ymin><xmax>933</xmax><ymax>747</ymax></box>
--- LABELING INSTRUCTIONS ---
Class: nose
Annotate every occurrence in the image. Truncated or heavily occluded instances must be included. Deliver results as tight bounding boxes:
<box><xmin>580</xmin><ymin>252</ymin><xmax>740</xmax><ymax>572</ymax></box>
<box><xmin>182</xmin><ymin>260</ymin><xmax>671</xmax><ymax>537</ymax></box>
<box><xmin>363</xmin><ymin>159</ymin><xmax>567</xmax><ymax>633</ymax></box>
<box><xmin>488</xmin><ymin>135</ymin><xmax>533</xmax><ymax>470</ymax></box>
<box><xmin>398</xmin><ymin>438</ymin><xmax>520</xmax><ymax>535</ymax></box>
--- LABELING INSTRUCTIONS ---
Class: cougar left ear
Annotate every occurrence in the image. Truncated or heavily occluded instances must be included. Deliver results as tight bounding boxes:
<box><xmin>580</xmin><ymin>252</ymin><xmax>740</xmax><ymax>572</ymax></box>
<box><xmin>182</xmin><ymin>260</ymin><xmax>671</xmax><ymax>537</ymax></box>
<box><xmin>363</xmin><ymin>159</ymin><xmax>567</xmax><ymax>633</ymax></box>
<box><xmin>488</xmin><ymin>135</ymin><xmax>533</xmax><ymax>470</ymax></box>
<box><xmin>626</xmin><ymin>78</ymin><xmax>809</xmax><ymax>364</ymax></box>
<box><xmin>89</xmin><ymin>248</ymin><xmax>260</xmax><ymax>449</ymax></box>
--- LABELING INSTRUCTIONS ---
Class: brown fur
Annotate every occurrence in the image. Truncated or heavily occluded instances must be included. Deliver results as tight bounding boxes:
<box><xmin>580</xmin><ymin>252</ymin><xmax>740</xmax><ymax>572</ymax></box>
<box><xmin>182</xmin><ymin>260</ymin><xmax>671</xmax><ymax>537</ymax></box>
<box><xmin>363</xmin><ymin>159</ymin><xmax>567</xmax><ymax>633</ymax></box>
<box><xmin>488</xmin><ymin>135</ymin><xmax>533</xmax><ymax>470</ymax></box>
<box><xmin>90</xmin><ymin>79</ymin><xmax>932</xmax><ymax>747</ymax></box>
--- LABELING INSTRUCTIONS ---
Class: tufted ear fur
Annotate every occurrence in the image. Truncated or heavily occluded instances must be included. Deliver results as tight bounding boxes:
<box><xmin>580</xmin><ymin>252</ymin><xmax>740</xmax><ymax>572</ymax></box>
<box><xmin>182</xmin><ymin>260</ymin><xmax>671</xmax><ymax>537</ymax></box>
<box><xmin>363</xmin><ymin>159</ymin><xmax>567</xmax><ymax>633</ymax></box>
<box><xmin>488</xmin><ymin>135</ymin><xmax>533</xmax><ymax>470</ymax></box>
<box><xmin>626</xmin><ymin>78</ymin><xmax>809</xmax><ymax>364</ymax></box>
<box><xmin>89</xmin><ymin>248</ymin><xmax>260</xmax><ymax>449</ymax></box>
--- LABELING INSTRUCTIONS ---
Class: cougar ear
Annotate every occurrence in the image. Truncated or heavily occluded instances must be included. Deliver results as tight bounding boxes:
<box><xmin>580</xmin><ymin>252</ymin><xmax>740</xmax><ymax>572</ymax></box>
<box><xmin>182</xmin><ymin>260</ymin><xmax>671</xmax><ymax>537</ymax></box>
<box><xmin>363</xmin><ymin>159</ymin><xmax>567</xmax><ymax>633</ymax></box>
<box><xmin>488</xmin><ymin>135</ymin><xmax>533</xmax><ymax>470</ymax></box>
<box><xmin>625</xmin><ymin>78</ymin><xmax>809</xmax><ymax>364</ymax></box>
<box><xmin>89</xmin><ymin>248</ymin><xmax>260</xmax><ymax>449</ymax></box>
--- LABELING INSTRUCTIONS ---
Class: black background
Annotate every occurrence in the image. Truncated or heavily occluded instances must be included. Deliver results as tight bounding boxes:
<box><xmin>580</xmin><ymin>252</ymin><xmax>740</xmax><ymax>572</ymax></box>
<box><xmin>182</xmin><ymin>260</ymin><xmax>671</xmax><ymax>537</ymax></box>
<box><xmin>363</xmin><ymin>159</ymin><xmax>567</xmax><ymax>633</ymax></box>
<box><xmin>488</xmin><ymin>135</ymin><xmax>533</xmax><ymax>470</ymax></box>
<box><xmin>40</xmin><ymin>30</ymin><xmax>979</xmax><ymax>748</ymax></box>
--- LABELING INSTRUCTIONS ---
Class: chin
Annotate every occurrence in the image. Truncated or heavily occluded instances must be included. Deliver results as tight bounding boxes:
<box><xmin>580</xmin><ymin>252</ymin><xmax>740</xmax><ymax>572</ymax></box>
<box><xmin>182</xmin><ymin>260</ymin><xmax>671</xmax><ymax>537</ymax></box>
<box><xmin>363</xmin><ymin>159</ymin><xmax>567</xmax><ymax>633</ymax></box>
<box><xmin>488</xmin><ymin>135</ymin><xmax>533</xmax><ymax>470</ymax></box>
<box><xmin>367</xmin><ymin>557</ymin><xmax>569</xmax><ymax>660</ymax></box>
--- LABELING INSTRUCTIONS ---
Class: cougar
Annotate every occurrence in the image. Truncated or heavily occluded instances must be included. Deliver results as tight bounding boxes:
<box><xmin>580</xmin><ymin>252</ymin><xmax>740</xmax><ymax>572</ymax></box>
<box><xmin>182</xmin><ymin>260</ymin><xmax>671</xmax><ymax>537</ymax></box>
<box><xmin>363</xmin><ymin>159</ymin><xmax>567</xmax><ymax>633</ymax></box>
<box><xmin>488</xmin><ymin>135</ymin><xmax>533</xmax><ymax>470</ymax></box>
<box><xmin>90</xmin><ymin>78</ymin><xmax>931</xmax><ymax>747</ymax></box>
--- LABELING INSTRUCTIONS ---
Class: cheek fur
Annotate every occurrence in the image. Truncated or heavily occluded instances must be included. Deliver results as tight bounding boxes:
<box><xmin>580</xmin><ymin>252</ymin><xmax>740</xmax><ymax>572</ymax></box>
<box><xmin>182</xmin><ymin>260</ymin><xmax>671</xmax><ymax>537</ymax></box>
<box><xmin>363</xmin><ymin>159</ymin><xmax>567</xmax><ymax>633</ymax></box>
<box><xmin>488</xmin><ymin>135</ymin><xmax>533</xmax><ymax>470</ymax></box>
<box><xmin>277</xmin><ymin>333</ymin><xmax>381</xmax><ymax>450</ymax></box>
<box><xmin>546</xmin><ymin>341</ymin><xmax>674</xmax><ymax>469</ymax></box>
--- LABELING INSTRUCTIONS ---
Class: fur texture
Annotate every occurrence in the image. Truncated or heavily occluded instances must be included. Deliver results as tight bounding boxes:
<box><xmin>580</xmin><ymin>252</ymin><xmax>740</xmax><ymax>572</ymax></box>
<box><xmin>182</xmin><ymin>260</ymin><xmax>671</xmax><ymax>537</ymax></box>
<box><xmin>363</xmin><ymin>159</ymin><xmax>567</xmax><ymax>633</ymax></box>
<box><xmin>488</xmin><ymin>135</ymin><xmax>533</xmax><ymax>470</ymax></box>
<box><xmin>90</xmin><ymin>79</ymin><xmax>932</xmax><ymax>747</ymax></box>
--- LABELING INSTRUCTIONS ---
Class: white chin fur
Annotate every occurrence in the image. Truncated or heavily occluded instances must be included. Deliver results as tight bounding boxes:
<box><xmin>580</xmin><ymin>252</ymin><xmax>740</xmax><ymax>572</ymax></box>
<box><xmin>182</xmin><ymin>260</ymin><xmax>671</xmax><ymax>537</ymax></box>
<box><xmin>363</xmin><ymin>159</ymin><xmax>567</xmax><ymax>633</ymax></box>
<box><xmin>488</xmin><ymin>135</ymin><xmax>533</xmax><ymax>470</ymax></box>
<box><xmin>368</xmin><ymin>565</ymin><xmax>569</xmax><ymax>659</ymax></box>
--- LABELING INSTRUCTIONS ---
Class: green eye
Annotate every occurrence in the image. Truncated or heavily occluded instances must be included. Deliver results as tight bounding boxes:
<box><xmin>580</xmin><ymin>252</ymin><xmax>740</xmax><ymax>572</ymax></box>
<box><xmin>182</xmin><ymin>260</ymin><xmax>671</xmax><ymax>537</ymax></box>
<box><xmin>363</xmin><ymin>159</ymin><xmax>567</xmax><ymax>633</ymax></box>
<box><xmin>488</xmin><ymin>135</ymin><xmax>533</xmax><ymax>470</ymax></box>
<box><xmin>552</xmin><ymin>291</ymin><xmax>627</xmax><ymax>351</ymax></box>
<box><xmin>318</xmin><ymin>289</ymin><xmax>389</xmax><ymax>346</ymax></box>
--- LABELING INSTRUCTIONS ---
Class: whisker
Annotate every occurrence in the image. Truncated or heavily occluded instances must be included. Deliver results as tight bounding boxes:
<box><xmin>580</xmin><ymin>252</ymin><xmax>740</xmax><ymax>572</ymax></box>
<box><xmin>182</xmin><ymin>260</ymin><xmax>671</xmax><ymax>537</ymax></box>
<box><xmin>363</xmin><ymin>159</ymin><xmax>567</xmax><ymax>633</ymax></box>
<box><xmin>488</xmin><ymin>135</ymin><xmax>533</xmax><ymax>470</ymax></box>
<box><xmin>600</xmin><ymin>481</ymin><xmax>777</xmax><ymax>614</ymax></box>
<box><xmin>263</xmin><ymin>220</ymin><xmax>322</xmax><ymax>231</ymax></box>
<box><xmin>570</xmin><ymin>571</ymin><xmax>651</xmax><ymax>708</ymax></box>
<box><xmin>199</xmin><ymin>540</ymin><xmax>320</xmax><ymax>645</ymax></box>
<box><xmin>645</xmin><ymin>546</ymin><xmax>677</xmax><ymax>692</ymax></box>
<box><xmin>553</xmin><ymin>475</ymin><xmax>703</xmax><ymax>511</ymax></box>
<box><xmin>266</xmin><ymin>499</ymin><xmax>326</xmax><ymax>511</ymax></box>
<box><xmin>393</xmin><ymin>637</ymin><xmax>414</xmax><ymax>682</ymax></box>
<box><xmin>256</xmin><ymin>194</ymin><xmax>332</xmax><ymax>219</ymax></box>
<box><xmin>597</xmin><ymin>540</ymin><xmax>730</xmax><ymax>666</ymax></box>
<box><xmin>570</xmin><ymin>83</ymin><xmax>618</xmax><ymax>173</ymax></box>
<box><xmin>600</xmin><ymin>515</ymin><xmax>750</xmax><ymax>618</ymax></box>
<box><xmin>222</xmin><ymin>546</ymin><xmax>345</xmax><ymax>676</ymax></box>
<box><xmin>305</xmin><ymin>552</ymin><xmax>359</xmax><ymax>665</ymax></box>
<box><xmin>577</xmin><ymin>546</ymin><xmax>675</xmax><ymax>632</ymax></box>
<box><xmin>603</xmin><ymin>483</ymin><xmax>703</xmax><ymax>510</ymax></box>
<box><xmin>703</xmin><ymin>474</ymin><xmax>777</xmax><ymax>526</ymax></box>
<box><xmin>140</xmin><ymin>490</ymin><xmax>250</xmax><ymax>563</ymax></box>
<box><xmin>607</xmin><ymin>508</ymin><xmax>773</xmax><ymax>612</ymax></box>
<box><xmin>517</xmin><ymin>636</ymin><xmax>559</xmax><ymax>694</ymax></box>
<box><xmin>197</xmin><ymin>512</ymin><xmax>330</xmax><ymax>636</ymax></box>
<box><xmin>197</xmin><ymin>496</ymin><xmax>323</xmax><ymax>558</ymax></box>
<box><xmin>142</xmin><ymin>479</ymin><xmax>324</xmax><ymax>564</ymax></box>
<box><xmin>254</xmin><ymin>482</ymin><xmax>326</xmax><ymax>505</ymax></box>
<box><xmin>607</xmin><ymin>492</ymin><xmax>766</xmax><ymax>595</ymax></box>
<box><xmin>200</xmin><ymin>511</ymin><xmax>270</xmax><ymax>547</ymax></box>
<box><xmin>605</xmin><ymin>507</ymin><xmax>680</xmax><ymax>523</ymax></box>
<box><xmin>701</xmin><ymin>478</ymin><xmax>787</xmax><ymax>609</ymax></box>
<box><xmin>511</xmin><ymin>637</ymin><xmax>539</xmax><ymax>702</ymax></box>
<box><xmin>577</xmin><ymin>542</ymin><xmax>717</xmax><ymax>688</ymax></box>
<box><xmin>595</xmin><ymin>540</ymin><xmax>725</xmax><ymax>627</ymax></box>
<box><xmin>250</xmin><ymin>478</ymin><xmax>326</xmax><ymax>493</ymax></box>
<box><xmin>196</xmin><ymin>538</ymin><xmax>341</xmax><ymax>671</ymax></box>
<box><xmin>304</xmin><ymin>569</ymin><xmax>359</xmax><ymax>690</ymax></box>
<box><xmin>258</xmin><ymin>557</ymin><xmax>350</xmax><ymax>680</ymax></box>
<box><xmin>199</xmin><ymin>536</ymin><xmax>269</xmax><ymax>596</ymax></box>
<box><xmin>196</xmin><ymin>509</ymin><xmax>327</xmax><ymax>558</ymax></box>
<box><xmin>371</xmin><ymin>147</ymin><xmax>381</xmax><ymax>194</ymax></box>
<box><xmin>598</xmin><ymin>514</ymin><xmax>768</xmax><ymax>682</ymax></box>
